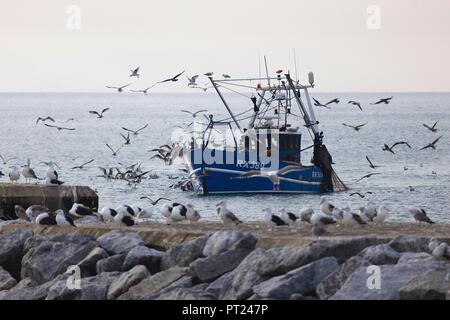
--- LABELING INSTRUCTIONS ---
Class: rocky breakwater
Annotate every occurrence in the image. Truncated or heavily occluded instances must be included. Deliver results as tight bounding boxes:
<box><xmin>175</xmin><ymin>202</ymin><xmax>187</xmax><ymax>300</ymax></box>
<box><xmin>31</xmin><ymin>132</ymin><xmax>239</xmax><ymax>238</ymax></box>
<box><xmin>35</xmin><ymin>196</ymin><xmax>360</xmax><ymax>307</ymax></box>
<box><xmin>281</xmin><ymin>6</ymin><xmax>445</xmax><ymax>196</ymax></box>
<box><xmin>1</xmin><ymin>228</ymin><xmax>450</xmax><ymax>300</ymax></box>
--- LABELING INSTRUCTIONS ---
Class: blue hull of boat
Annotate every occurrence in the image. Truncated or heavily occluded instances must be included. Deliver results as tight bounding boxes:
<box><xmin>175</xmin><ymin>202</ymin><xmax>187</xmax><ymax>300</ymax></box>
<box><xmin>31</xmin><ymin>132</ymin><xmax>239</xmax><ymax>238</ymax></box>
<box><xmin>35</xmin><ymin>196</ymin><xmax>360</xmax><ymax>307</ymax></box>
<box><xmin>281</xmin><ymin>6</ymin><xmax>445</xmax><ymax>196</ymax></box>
<box><xmin>185</xmin><ymin>149</ymin><xmax>324</xmax><ymax>194</ymax></box>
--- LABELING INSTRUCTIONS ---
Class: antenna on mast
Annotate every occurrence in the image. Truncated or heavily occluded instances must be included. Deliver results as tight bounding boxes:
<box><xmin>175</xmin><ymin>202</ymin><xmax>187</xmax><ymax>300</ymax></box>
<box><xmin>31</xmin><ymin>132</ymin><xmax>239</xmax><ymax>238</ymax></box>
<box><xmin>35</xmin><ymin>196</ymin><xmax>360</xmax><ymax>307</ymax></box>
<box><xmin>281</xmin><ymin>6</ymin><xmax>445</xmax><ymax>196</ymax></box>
<box><xmin>258</xmin><ymin>51</ymin><xmax>261</xmax><ymax>79</ymax></box>
<box><xmin>263</xmin><ymin>56</ymin><xmax>271</xmax><ymax>86</ymax></box>
<box><xmin>293</xmin><ymin>49</ymin><xmax>299</xmax><ymax>82</ymax></box>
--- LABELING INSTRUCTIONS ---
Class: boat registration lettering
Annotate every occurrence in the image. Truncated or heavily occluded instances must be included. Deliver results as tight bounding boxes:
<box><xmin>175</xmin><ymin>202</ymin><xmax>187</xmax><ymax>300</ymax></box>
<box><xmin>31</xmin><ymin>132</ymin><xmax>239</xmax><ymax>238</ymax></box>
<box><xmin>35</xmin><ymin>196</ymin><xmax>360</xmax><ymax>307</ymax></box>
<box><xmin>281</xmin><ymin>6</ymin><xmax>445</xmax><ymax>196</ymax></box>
<box><xmin>236</xmin><ymin>160</ymin><xmax>266</xmax><ymax>170</ymax></box>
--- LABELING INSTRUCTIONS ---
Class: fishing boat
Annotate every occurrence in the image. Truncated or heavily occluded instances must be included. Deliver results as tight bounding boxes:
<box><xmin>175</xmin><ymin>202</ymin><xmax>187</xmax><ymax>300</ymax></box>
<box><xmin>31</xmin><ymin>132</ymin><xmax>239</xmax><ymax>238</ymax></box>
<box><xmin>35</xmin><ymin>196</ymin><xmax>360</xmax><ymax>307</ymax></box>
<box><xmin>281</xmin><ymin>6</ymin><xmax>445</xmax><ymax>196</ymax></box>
<box><xmin>183</xmin><ymin>68</ymin><xmax>347</xmax><ymax>195</ymax></box>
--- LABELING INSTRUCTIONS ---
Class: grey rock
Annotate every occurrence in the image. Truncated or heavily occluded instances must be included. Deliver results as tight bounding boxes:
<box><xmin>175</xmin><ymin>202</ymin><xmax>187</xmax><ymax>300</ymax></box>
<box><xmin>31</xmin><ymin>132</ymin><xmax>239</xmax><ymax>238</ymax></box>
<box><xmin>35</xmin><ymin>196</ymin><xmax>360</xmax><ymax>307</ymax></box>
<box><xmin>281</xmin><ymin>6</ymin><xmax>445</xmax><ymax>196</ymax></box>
<box><xmin>189</xmin><ymin>233</ymin><xmax>257</xmax><ymax>282</ymax></box>
<box><xmin>388</xmin><ymin>235</ymin><xmax>430</xmax><ymax>253</ymax></box>
<box><xmin>0</xmin><ymin>229</ymin><xmax>33</xmax><ymax>280</ymax></box>
<box><xmin>0</xmin><ymin>266</ymin><xmax>17</xmax><ymax>291</ymax></box>
<box><xmin>289</xmin><ymin>293</ymin><xmax>306</xmax><ymax>300</ymax></box>
<box><xmin>203</xmin><ymin>230</ymin><xmax>249</xmax><ymax>256</ymax></box>
<box><xmin>46</xmin><ymin>272</ymin><xmax>121</xmax><ymax>300</ymax></box>
<box><xmin>253</xmin><ymin>257</ymin><xmax>339</xmax><ymax>299</ymax></box>
<box><xmin>206</xmin><ymin>271</ymin><xmax>234</xmax><ymax>298</ymax></box>
<box><xmin>155</xmin><ymin>283</ymin><xmax>215</xmax><ymax>300</ymax></box>
<box><xmin>399</xmin><ymin>270</ymin><xmax>450</xmax><ymax>300</ymax></box>
<box><xmin>256</xmin><ymin>236</ymin><xmax>379</xmax><ymax>277</ymax></box>
<box><xmin>0</xmin><ymin>274</ymin><xmax>68</xmax><ymax>300</ymax></box>
<box><xmin>221</xmin><ymin>248</ymin><xmax>269</xmax><ymax>300</ymax></box>
<box><xmin>96</xmin><ymin>254</ymin><xmax>126</xmax><ymax>274</ymax></box>
<box><xmin>331</xmin><ymin>258</ymin><xmax>449</xmax><ymax>300</ymax></box>
<box><xmin>117</xmin><ymin>266</ymin><xmax>188</xmax><ymax>300</ymax></box>
<box><xmin>107</xmin><ymin>265</ymin><xmax>150</xmax><ymax>300</ymax></box>
<box><xmin>21</xmin><ymin>233</ymin><xmax>98</xmax><ymax>284</ymax></box>
<box><xmin>0</xmin><ymin>219</ymin><xmax>31</xmax><ymax>227</ymax></box>
<box><xmin>97</xmin><ymin>230</ymin><xmax>144</xmax><ymax>255</ymax></box>
<box><xmin>316</xmin><ymin>256</ymin><xmax>371</xmax><ymax>300</ymax></box>
<box><xmin>160</xmin><ymin>235</ymin><xmax>209</xmax><ymax>270</ymax></box>
<box><xmin>397</xmin><ymin>252</ymin><xmax>435</xmax><ymax>264</ymax></box>
<box><xmin>74</xmin><ymin>216</ymin><xmax>102</xmax><ymax>226</ymax></box>
<box><xmin>77</xmin><ymin>247</ymin><xmax>109</xmax><ymax>277</ymax></box>
<box><xmin>147</xmin><ymin>275</ymin><xmax>195</xmax><ymax>299</ymax></box>
<box><xmin>122</xmin><ymin>245</ymin><xmax>164</xmax><ymax>274</ymax></box>
<box><xmin>359</xmin><ymin>244</ymin><xmax>401</xmax><ymax>265</ymax></box>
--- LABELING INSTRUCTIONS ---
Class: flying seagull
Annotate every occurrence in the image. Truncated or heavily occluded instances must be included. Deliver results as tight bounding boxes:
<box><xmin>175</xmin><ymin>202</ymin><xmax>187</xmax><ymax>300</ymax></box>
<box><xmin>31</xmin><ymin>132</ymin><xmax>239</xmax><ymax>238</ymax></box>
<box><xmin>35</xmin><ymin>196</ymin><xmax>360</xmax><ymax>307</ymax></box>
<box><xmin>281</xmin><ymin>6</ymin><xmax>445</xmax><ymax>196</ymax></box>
<box><xmin>122</xmin><ymin>124</ymin><xmax>148</xmax><ymax>135</ymax></box>
<box><xmin>181</xmin><ymin>109</ymin><xmax>208</xmax><ymax>118</ymax></box>
<box><xmin>44</xmin><ymin>124</ymin><xmax>75</xmax><ymax>131</ymax></box>
<box><xmin>36</xmin><ymin>116</ymin><xmax>55</xmax><ymax>124</ymax></box>
<box><xmin>348</xmin><ymin>101</ymin><xmax>363</xmax><ymax>111</ymax></box>
<box><xmin>420</xmin><ymin>136</ymin><xmax>443</xmax><ymax>150</ymax></box>
<box><xmin>139</xmin><ymin>196</ymin><xmax>172</xmax><ymax>205</ymax></box>
<box><xmin>312</xmin><ymin>98</ymin><xmax>331</xmax><ymax>109</ymax></box>
<box><xmin>222</xmin><ymin>74</ymin><xmax>231</xmax><ymax>79</ymax></box>
<box><xmin>158</xmin><ymin>71</ymin><xmax>185</xmax><ymax>83</ymax></box>
<box><xmin>350</xmin><ymin>191</ymin><xmax>373</xmax><ymax>198</ymax></box>
<box><xmin>130</xmin><ymin>86</ymin><xmax>155</xmax><ymax>94</ymax></box>
<box><xmin>204</xmin><ymin>72</ymin><xmax>214</xmax><ymax>77</ymax></box>
<box><xmin>106</xmin><ymin>143</ymin><xmax>123</xmax><ymax>156</ymax></box>
<box><xmin>0</xmin><ymin>154</ymin><xmax>17</xmax><ymax>165</ymax></box>
<box><xmin>366</xmin><ymin>156</ymin><xmax>381</xmax><ymax>169</ymax></box>
<box><xmin>342</xmin><ymin>123</ymin><xmax>368</xmax><ymax>131</ymax></box>
<box><xmin>356</xmin><ymin>172</ymin><xmax>381</xmax><ymax>182</ymax></box>
<box><xmin>382</xmin><ymin>141</ymin><xmax>412</xmax><ymax>154</ymax></box>
<box><xmin>371</xmin><ymin>97</ymin><xmax>393</xmax><ymax>105</ymax></box>
<box><xmin>89</xmin><ymin>107</ymin><xmax>109</xmax><ymax>119</ymax></box>
<box><xmin>71</xmin><ymin>159</ymin><xmax>94</xmax><ymax>170</ymax></box>
<box><xmin>130</xmin><ymin>66</ymin><xmax>140</xmax><ymax>78</ymax></box>
<box><xmin>187</xmin><ymin>75</ymin><xmax>199</xmax><ymax>86</ymax></box>
<box><xmin>120</xmin><ymin>132</ymin><xmax>131</xmax><ymax>145</ymax></box>
<box><xmin>106</xmin><ymin>84</ymin><xmax>131</xmax><ymax>92</ymax></box>
<box><xmin>423</xmin><ymin>121</ymin><xmax>438</xmax><ymax>133</ymax></box>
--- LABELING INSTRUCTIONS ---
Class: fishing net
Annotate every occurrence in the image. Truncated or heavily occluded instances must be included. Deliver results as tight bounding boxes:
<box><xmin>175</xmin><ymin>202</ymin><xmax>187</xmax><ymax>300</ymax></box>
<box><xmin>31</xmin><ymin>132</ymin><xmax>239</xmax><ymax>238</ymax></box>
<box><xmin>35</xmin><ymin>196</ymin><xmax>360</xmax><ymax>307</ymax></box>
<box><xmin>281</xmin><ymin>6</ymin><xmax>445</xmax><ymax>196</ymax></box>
<box><xmin>313</xmin><ymin>143</ymin><xmax>348</xmax><ymax>192</ymax></box>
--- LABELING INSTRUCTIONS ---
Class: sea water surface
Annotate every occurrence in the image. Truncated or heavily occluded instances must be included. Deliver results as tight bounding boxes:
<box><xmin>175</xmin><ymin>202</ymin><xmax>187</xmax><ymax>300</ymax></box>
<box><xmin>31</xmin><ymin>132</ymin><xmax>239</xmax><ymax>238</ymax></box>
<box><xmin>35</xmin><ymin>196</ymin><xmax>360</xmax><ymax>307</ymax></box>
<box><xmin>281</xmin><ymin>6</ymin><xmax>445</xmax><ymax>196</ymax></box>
<box><xmin>0</xmin><ymin>92</ymin><xmax>448</xmax><ymax>222</ymax></box>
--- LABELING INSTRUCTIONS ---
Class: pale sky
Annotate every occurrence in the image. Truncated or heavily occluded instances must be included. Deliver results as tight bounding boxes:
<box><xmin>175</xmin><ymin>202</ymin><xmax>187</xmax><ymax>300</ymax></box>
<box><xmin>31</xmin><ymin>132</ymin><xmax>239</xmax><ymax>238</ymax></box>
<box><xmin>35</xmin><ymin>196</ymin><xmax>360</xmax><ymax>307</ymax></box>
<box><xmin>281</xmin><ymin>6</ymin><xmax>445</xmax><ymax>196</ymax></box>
<box><xmin>1</xmin><ymin>0</ymin><xmax>450</xmax><ymax>92</ymax></box>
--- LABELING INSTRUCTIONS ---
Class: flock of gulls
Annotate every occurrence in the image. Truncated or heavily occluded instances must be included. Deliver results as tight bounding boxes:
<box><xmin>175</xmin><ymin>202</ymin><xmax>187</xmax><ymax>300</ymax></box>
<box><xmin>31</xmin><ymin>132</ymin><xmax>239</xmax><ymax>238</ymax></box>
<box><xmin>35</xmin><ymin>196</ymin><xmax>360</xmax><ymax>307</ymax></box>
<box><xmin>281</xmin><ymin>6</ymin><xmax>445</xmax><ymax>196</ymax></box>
<box><xmin>0</xmin><ymin>65</ymin><xmax>445</xmax><ymax>232</ymax></box>
<box><xmin>7</xmin><ymin>195</ymin><xmax>435</xmax><ymax>239</ymax></box>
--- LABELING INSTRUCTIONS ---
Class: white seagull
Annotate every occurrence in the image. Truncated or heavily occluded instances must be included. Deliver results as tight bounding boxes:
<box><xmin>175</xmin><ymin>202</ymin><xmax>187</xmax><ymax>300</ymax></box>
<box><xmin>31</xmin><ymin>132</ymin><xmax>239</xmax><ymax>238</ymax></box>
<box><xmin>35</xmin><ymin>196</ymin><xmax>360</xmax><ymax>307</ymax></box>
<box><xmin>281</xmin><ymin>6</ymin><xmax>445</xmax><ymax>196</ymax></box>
<box><xmin>216</xmin><ymin>201</ymin><xmax>242</xmax><ymax>227</ymax></box>
<box><xmin>409</xmin><ymin>207</ymin><xmax>434</xmax><ymax>224</ymax></box>
<box><xmin>264</xmin><ymin>208</ymin><xmax>287</xmax><ymax>228</ymax></box>
<box><xmin>8</xmin><ymin>165</ymin><xmax>21</xmax><ymax>183</ymax></box>
<box><xmin>130</xmin><ymin>66</ymin><xmax>140</xmax><ymax>78</ymax></box>
<box><xmin>55</xmin><ymin>209</ymin><xmax>76</xmax><ymax>227</ymax></box>
<box><xmin>186</xmin><ymin>204</ymin><xmax>201</xmax><ymax>222</ymax></box>
<box><xmin>99</xmin><ymin>207</ymin><xmax>118</xmax><ymax>222</ymax></box>
<box><xmin>69</xmin><ymin>203</ymin><xmax>94</xmax><ymax>217</ymax></box>
<box><xmin>279</xmin><ymin>208</ymin><xmax>298</xmax><ymax>225</ymax></box>
<box><xmin>319</xmin><ymin>196</ymin><xmax>335</xmax><ymax>216</ymax></box>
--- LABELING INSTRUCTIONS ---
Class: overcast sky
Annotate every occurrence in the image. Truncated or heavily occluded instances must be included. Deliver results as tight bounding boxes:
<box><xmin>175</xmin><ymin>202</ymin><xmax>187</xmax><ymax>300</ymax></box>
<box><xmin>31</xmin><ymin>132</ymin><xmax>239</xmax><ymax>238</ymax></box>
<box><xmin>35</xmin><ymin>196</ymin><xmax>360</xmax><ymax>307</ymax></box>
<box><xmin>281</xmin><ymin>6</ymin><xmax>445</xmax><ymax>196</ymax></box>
<box><xmin>1</xmin><ymin>0</ymin><xmax>450</xmax><ymax>92</ymax></box>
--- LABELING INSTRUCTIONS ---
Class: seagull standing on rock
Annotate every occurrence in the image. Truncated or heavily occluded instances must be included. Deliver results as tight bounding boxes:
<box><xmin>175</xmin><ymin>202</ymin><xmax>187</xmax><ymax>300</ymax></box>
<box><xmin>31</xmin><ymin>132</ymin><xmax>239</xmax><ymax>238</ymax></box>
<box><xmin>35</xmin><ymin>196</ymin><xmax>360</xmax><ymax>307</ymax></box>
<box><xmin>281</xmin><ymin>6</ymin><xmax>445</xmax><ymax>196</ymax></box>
<box><xmin>8</xmin><ymin>165</ymin><xmax>21</xmax><ymax>183</ymax></box>
<box><xmin>374</xmin><ymin>206</ymin><xmax>388</xmax><ymax>223</ymax></box>
<box><xmin>409</xmin><ymin>207</ymin><xmax>434</xmax><ymax>224</ymax></box>
<box><xmin>114</xmin><ymin>210</ymin><xmax>135</xmax><ymax>226</ymax></box>
<box><xmin>70</xmin><ymin>203</ymin><xmax>94</xmax><ymax>217</ymax></box>
<box><xmin>342</xmin><ymin>206</ymin><xmax>367</xmax><ymax>225</ymax></box>
<box><xmin>36</xmin><ymin>212</ymin><xmax>56</xmax><ymax>226</ymax></box>
<box><xmin>186</xmin><ymin>204</ymin><xmax>201</xmax><ymax>222</ymax></box>
<box><xmin>99</xmin><ymin>207</ymin><xmax>117</xmax><ymax>222</ymax></box>
<box><xmin>311</xmin><ymin>211</ymin><xmax>336</xmax><ymax>227</ymax></box>
<box><xmin>263</xmin><ymin>208</ymin><xmax>287</xmax><ymax>228</ymax></box>
<box><xmin>319</xmin><ymin>196</ymin><xmax>335</xmax><ymax>215</ymax></box>
<box><xmin>55</xmin><ymin>210</ymin><xmax>77</xmax><ymax>227</ymax></box>
<box><xmin>279</xmin><ymin>208</ymin><xmax>298</xmax><ymax>225</ymax></box>
<box><xmin>216</xmin><ymin>201</ymin><xmax>242</xmax><ymax>227</ymax></box>
<box><xmin>22</xmin><ymin>159</ymin><xmax>40</xmax><ymax>183</ymax></box>
<box><xmin>299</xmin><ymin>207</ymin><xmax>314</xmax><ymax>223</ymax></box>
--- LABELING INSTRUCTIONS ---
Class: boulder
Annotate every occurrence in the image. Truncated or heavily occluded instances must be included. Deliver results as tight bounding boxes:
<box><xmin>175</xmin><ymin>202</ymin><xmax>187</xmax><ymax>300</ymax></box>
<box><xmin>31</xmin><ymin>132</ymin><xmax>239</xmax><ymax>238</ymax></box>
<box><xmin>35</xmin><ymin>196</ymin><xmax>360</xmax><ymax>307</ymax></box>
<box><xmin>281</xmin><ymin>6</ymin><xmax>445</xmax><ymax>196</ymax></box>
<box><xmin>46</xmin><ymin>272</ymin><xmax>121</xmax><ymax>300</ymax></box>
<box><xmin>122</xmin><ymin>246</ymin><xmax>164</xmax><ymax>274</ymax></box>
<box><xmin>107</xmin><ymin>265</ymin><xmax>150</xmax><ymax>300</ymax></box>
<box><xmin>97</xmin><ymin>231</ymin><xmax>144</xmax><ymax>255</ymax></box>
<box><xmin>160</xmin><ymin>235</ymin><xmax>209</xmax><ymax>270</ymax></box>
<box><xmin>147</xmin><ymin>276</ymin><xmax>195</xmax><ymax>299</ymax></box>
<box><xmin>359</xmin><ymin>244</ymin><xmax>401</xmax><ymax>265</ymax></box>
<box><xmin>203</xmin><ymin>230</ymin><xmax>249</xmax><ymax>256</ymax></box>
<box><xmin>330</xmin><ymin>258</ymin><xmax>449</xmax><ymax>300</ymax></box>
<box><xmin>316</xmin><ymin>256</ymin><xmax>371</xmax><ymax>300</ymax></box>
<box><xmin>77</xmin><ymin>247</ymin><xmax>109</xmax><ymax>277</ymax></box>
<box><xmin>205</xmin><ymin>271</ymin><xmax>234</xmax><ymax>299</ymax></box>
<box><xmin>221</xmin><ymin>248</ymin><xmax>270</xmax><ymax>300</ymax></box>
<box><xmin>256</xmin><ymin>236</ymin><xmax>379</xmax><ymax>277</ymax></box>
<box><xmin>0</xmin><ymin>229</ymin><xmax>33</xmax><ymax>280</ymax></box>
<box><xmin>75</xmin><ymin>216</ymin><xmax>102</xmax><ymax>226</ymax></box>
<box><xmin>253</xmin><ymin>257</ymin><xmax>339</xmax><ymax>299</ymax></box>
<box><xmin>154</xmin><ymin>283</ymin><xmax>215</xmax><ymax>300</ymax></box>
<box><xmin>397</xmin><ymin>252</ymin><xmax>435</xmax><ymax>264</ymax></box>
<box><xmin>0</xmin><ymin>274</ymin><xmax>68</xmax><ymax>300</ymax></box>
<box><xmin>96</xmin><ymin>254</ymin><xmax>126</xmax><ymax>274</ymax></box>
<box><xmin>388</xmin><ymin>235</ymin><xmax>430</xmax><ymax>253</ymax></box>
<box><xmin>399</xmin><ymin>270</ymin><xmax>450</xmax><ymax>300</ymax></box>
<box><xmin>21</xmin><ymin>233</ymin><xmax>98</xmax><ymax>284</ymax></box>
<box><xmin>0</xmin><ymin>266</ymin><xmax>17</xmax><ymax>291</ymax></box>
<box><xmin>117</xmin><ymin>266</ymin><xmax>188</xmax><ymax>300</ymax></box>
<box><xmin>189</xmin><ymin>233</ymin><xmax>257</xmax><ymax>282</ymax></box>
<box><xmin>0</xmin><ymin>219</ymin><xmax>31</xmax><ymax>227</ymax></box>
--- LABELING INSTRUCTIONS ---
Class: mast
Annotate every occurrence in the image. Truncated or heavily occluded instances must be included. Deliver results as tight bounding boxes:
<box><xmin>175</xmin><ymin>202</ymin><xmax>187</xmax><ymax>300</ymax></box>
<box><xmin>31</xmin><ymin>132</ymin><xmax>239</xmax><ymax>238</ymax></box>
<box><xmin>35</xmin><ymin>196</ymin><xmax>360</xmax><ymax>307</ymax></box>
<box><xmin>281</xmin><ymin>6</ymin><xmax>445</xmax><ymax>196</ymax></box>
<box><xmin>285</xmin><ymin>74</ymin><xmax>319</xmax><ymax>138</ymax></box>
<box><xmin>208</xmin><ymin>77</ymin><xmax>242</xmax><ymax>132</ymax></box>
